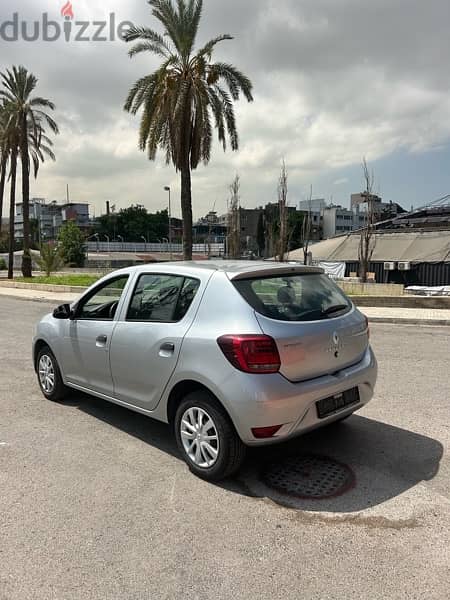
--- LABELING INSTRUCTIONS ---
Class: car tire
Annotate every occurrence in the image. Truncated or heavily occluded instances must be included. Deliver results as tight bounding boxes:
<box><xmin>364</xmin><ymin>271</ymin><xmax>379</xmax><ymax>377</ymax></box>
<box><xmin>174</xmin><ymin>391</ymin><xmax>246</xmax><ymax>481</ymax></box>
<box><xmin>36</xmin><ymin>346</ymin><xmax>68</xmax><ymax>402</ymax></box>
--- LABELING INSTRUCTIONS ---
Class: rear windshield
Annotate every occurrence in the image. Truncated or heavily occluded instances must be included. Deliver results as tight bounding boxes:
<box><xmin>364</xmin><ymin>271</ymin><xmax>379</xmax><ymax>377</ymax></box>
<box><xmin>233</xmin><ymin>273</ymin><xmax>352</xmax><ymax>322</ymax></box>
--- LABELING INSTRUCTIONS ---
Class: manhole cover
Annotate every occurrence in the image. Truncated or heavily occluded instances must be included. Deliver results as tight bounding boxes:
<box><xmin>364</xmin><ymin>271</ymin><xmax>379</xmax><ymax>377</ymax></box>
<box><xmin>261</xmin><ymin>454</ymin><xmax>355</xmax><ymax>500</ymax></box>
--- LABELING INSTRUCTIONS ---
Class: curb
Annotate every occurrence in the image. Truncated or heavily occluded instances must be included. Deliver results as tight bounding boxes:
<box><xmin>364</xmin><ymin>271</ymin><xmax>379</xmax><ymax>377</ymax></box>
<box><xmin>367</xmin><ymin>317</ymin><xmax>450</xmax><ymax>326</ymax></box>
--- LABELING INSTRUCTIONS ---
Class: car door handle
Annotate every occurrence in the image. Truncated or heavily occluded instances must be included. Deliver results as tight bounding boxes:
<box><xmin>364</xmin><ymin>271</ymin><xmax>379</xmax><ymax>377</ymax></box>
<box><xmin>96</xmin><ymin>335</ymin><xmax>108</xmax><ymax>347</ymax></box>
<box><xmin>160</xmin><ymin>342</ymin><xmax>175</xmax><ymax>352</ymax></box>
<box><xmin>159</xmin><ymin>342</ymin><xmax>175</xmax><ymax>357</ymax></box>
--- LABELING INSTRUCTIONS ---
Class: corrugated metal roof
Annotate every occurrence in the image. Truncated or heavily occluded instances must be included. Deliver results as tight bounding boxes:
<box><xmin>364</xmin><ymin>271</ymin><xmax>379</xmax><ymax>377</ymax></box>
<box><xmin>288</xmin><ymin>230</ymin><xmax>450</xmax><ymax>262</ymax></box>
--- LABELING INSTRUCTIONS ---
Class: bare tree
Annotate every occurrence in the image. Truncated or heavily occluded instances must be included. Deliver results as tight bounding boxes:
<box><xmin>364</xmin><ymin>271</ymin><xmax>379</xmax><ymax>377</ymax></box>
<box><xmin>302</xmin><ymin>185</ymin><xmax>313</xmax><ymax>265</ymax></box>
<box><xmin>227</xmin><ymin>174</ymin><xmax>241</xmax><ymax>259</ymax></box>
<box><xmin>277</xmin><ymin>160</ymin><xmax>288</xmax><ymax>262</ymax></box>
<box><xmin>358</xmin><ymin>158</ymin><xmax>376</xmax><ymax>282</ymax></box>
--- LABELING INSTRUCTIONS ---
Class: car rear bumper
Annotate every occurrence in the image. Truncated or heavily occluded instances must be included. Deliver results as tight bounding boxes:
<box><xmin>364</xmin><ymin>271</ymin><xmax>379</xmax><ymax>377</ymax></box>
<box><xmin>227</xmin><ymin>346</ymin><xmax>377</xmax><ymax>445</ymax></box>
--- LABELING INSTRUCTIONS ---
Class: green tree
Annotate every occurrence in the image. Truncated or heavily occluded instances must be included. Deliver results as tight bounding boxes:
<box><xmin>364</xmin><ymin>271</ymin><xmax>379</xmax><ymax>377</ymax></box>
<box><xmin>58</xmin><ymin>221</ymin><xmax>86</xmax><ymax>268</ymax></box>
<box><xmin>0</xmin><ymin>66</ymin><xmax>59</xmax><ymax>277</ymax></box>
<box><xmin>96</xmin><ymin>205</ymin><xmax>170</xmax><ymax>242</ymax></box>
<box><xmin>35</xmin><ymin>242</ymin><xmax>64</xmax><ymax>277</ymax></box>
<box><xmin>124</xmin><ymin>0</ymin><xmax>253</xmax><ymax>260</ymax></box>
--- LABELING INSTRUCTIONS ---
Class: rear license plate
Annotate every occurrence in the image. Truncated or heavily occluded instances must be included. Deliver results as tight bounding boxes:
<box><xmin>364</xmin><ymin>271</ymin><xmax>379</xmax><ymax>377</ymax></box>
<box><xmin>316</xmin><ymin>387</ymin><xmax>360</xmax><ymax>419</ymax></box>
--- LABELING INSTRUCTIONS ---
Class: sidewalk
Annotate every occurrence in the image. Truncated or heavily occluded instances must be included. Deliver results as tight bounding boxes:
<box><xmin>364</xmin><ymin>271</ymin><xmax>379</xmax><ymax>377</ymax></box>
<box><xmin>360</xmin><ymin>306</ymin><xmax>450</xmax><ymax>326</ymax></box>
<box><xmin>1</xmin><ymin>285</ymin><xmax>450</xmax><ymax>325</ymax></box>
<box><xmin>0</xmin><ymin>286</ymin><xmax>78</xmax><ymax>304</ymax></box>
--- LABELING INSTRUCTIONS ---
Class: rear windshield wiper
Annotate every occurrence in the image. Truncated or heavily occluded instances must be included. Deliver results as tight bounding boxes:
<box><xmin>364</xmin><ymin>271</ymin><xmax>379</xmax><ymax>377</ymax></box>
<box><xmin>321</xmin><ymin>304</ymin><xmax>349</xmax><ymax>317</ymax></box>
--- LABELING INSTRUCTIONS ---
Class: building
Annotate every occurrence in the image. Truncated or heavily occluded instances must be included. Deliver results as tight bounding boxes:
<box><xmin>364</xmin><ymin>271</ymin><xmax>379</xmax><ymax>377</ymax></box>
<box><xmin>294</xmin><ymin>229</ymin><xmax>450</xmax><ymax>286</ymax></box>
<box><xmin>351</xmin><ymin>192</ymin><xmax>382</xmax><ymax>208</ymax></box>
<box><xmin>289</xmin><ymin>197</ymin><xmax>450</xmax><ymax>286</ymax></box>
<box><xmin>239</xmin><ymin>208</ymin><xmax>264</xmax><ymax>253</ymax></box>
<box><xmin>299</xmin><ymin>198</ymin><xmax>327</xmax><ymax>213</ymax></box>
<box><xmin>15</xmin><ymin>198</ymin><xmax>62</xmax><ymax>241</ymax></box>
<box><xmin>351</xmin><ymin>192</ymin><xmax>405</xmax><ymax>221</ymax></box>
<box><xmin>321</xmin><ymin>205</ymin><xmax>367</xmax><ymax>239</ymax></box>
<box><xmin>377</xmin><ymin>198</ymin><xmax>450</xmax><ymax>231</ymax></box>
<box><xmin>61</xmin><ymin>203</ymin><xmax>90</xmax><ymax>230</ymax></box>
<box><xmin>15</xmin><ymin>198</ymin><xmax>89</xmax><ymax>241</ymax></box>
<box><xmin>193</xmin><ymin>212</ymin><xmax>227</xmax><ymax>244</ymax></box>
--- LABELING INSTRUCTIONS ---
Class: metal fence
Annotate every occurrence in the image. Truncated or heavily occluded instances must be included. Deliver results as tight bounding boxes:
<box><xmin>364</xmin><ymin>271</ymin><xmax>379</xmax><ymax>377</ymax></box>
<box><xmin>86</xmin><ymin>242</ymin><xmax>225</xmax><ymax>254</ymax></box>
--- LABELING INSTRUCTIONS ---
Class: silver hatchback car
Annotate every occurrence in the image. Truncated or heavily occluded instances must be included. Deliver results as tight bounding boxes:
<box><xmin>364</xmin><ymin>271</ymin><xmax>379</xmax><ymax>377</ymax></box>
<box><xmin>33</xmin><ymin>262</ymin><xmax>377</xmax><ymax>481</ymax></box>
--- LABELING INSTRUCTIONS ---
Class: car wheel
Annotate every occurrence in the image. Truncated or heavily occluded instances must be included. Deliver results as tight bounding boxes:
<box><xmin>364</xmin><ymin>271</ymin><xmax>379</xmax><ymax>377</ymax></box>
<box><xmin>174</xmin><ymin>391</ymin><xmax>246</xmax><ymax>481</ymax></box>
<box><xmin>37</xmin><ymin>346</ymin><xmax>68</xmax><ymax>402</ymax></box>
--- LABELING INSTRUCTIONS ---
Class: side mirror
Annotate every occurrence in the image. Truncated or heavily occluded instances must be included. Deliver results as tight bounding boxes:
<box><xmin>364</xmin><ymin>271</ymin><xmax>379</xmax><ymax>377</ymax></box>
<box><xmin>53</xmin><ymin>304</ymin><xmax>73</xmax><ymax>320</ymax></box>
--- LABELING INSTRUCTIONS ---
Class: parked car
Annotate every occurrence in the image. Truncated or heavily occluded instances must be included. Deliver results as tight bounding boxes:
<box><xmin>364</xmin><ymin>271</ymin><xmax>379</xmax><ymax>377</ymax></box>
<box><xmin>33</xmin><ymin>262</ymin><xmax>377</xmax><ymax>481</ymax></box>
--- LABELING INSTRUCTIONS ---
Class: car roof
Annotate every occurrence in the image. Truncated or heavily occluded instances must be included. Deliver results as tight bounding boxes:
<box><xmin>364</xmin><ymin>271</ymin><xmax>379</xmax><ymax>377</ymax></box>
<box><xmin>113</xmin><ymin>261</ymin><xmax>324</xmax><ymax>280</ymax></box>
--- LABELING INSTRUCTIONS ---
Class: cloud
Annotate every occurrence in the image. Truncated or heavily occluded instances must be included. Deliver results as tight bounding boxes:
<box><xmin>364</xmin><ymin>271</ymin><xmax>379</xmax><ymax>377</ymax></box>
<box><xmin>1</xmin><ymin>0</ymin><xmax>450</xmax><ymax>217</ymax></box>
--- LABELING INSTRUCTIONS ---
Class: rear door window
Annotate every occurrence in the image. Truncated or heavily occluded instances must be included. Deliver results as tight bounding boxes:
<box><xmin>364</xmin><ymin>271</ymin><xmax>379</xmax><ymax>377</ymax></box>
<box><xmin>127</xmin><ymin>274</ymin><xmax>200</xmax><ymax>322</ymax></box>
<box><xmin>233</xmin><ymin>273</ymin><xmax>351</xmax><ymax>322</ymax></box>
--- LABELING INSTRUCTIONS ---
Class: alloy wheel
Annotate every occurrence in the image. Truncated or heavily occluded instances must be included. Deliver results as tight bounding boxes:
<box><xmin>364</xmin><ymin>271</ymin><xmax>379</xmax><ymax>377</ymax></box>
<box><xmin>39</xmin><ymin>354</ymin><xmax>55</xmax><ymax>394</ymax></box>
<box><xmin>180</xmin><ymin>407</ymin><xmax>220</xmax><ymax>468</ymax></box>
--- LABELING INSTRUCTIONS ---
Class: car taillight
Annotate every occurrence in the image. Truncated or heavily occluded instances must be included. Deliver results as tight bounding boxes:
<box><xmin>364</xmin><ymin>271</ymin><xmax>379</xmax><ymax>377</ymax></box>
<box><xmin>217</xmin><ymin>335</ymin><xmax>281</xmax><ymax>374</ymax></box>
<box><xmin>251</xmin><ymin>425</ymin><xmax>283</xmax><ymax>439</ymax></box>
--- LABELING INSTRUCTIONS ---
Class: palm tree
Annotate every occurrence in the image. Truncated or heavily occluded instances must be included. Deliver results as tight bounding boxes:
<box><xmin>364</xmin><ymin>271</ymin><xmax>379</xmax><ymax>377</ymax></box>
<box><xmin>124</xmin><ymin>0</ymin><xmax>253</xmax><ymax>260</ymax></box>
<box><xmin>0</xmin><ymin>106</ymin><xmax>9</xmax><ymax>235</ymax></box>
<box><xmin>1</xmin><ymin>102</ymin><xmax>56</xmax><ymax>279</ymax></box>
<box><xmin>1</xmin><ymin>102</ymin><xmax>19</xmax><ymax>279</ymax></box>
<box><xmin>0</xmin><ymin>66</ymin><xmax>59</xmax><ymax>277</ymax></box>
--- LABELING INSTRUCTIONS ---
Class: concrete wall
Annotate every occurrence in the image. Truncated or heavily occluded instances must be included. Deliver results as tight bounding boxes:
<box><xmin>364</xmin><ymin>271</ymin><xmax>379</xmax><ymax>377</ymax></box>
<box><xmin>338</xmin><ymin>282</ymin><xmax>405</xmax><ymax>297</ymax></box>
<box><xmin>352</xmin><ymin>295</ymin><xmax>450</xmax><ymax>309</ymax></box>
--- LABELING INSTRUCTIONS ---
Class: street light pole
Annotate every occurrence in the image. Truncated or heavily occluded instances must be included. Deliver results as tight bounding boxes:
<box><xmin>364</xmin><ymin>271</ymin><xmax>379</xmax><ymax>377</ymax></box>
<box><xmin>141</xmin><ymin>235</ymin><xmax>147</xmax><ymax>252</ymax></box>
<box><xmin>164</xmin><ymin>186</ymin><xmax>173</xmax><ymax>260</ymax></box>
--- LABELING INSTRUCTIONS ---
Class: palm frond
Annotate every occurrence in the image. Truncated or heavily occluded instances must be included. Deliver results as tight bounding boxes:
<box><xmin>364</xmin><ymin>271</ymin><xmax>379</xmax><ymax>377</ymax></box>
<box><xmin>125</xmin><ymin>0</ymin><xmax>253</xmax><ymax>173</ymax></box>
<box><xmin>210</xmin><ymin>62</ymin><xmax>254</xmax><ymax>102</ymax></box>
<box><xmin>195</xmin><ymin>34</ymin><xmax>233</xmax><ymax>62</ymax></box>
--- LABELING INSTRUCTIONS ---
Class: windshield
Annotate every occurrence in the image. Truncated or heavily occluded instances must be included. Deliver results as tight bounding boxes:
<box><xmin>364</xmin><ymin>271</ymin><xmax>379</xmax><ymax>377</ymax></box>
<box><xmin>233</xmin><ymin>273</ymin><xmax>352</xmax><ymax>322</ymax></box>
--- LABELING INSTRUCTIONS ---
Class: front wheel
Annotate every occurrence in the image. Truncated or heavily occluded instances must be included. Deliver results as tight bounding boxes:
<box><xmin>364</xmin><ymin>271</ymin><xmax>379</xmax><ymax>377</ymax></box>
<box><xmin>37</xmin><ymin>346</ymin><xmax>68</xmax><ymax>402</ymax></box>
<box><xmin>174</xmin><ymin>391</ymin><xmax>246</xmax><ymax>481</ymax></box>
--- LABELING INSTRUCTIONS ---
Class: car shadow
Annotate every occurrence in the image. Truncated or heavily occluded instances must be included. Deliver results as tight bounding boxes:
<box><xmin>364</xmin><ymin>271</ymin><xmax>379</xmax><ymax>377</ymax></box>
<box><xmin>69</xmin><ymin>392</ymin><xmax>443</xmax><ymax>514</ymax></box>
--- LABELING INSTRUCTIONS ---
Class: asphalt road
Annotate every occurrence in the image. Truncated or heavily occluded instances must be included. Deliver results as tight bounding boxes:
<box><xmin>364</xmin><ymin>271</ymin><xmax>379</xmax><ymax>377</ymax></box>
<box><xmin>1</xmin><ymin>297</ymin><xmax>449</xmax><ymax>600</ymax></box>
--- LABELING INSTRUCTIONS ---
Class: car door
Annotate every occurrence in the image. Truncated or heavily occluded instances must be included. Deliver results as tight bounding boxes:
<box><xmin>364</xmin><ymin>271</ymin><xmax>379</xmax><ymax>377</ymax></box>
<box><xmin>109</xmin><ymin>273</ymin><xmax>201</xmax><ymax>411</ymax></box>
<box><xmin>61</xmin><ymin>274</ymin><xmax>130</xmax><ymax>396</ymax></box>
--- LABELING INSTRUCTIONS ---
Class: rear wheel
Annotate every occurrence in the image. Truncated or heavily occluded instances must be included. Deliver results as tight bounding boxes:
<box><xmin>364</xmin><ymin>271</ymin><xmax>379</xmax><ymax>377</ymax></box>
<box><xmin>37</xmin><ymin>346</ymin><xmax>68</xmax><ymax>402</ymax></box>
<box><xmin>174</xmin><ymin>391</ymin><xmax>246</xmax><ymax>481</ymax></box>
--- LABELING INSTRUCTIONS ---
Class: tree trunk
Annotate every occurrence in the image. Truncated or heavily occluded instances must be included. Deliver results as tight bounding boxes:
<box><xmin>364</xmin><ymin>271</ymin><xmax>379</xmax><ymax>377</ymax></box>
<box><xmin>0</xmin><ymin>153</ymin><xmax>7</xmax><ymax>234</ymax></box>
<box><xmin>21</xmin><ymin>113</ymin><xmax>32</xmax><ymax>278</ymax></box>
<box><xmin>8</xmin><ymin>150</ymin><xmax>17</xmax><ymax>280</ymax></box>
<box><xmin>181</xmin><ymin>162</ymin><xmax>193</xmax><ymax>261</ymax></box>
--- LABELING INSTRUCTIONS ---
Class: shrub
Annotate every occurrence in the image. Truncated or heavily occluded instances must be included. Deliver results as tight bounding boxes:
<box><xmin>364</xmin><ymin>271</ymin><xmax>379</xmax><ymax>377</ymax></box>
<box><xmin>35</xmin><ymin>243</ymin><xmax>64</xmax><ymax>277</ymax></box>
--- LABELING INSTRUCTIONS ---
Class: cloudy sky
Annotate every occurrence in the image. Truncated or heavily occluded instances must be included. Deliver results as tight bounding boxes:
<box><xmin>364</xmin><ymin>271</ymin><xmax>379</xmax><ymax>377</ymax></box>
<box><xmin>1</xmin><ymin>0</ymin><xmax>450</xmax><ymax>219</ymax></box>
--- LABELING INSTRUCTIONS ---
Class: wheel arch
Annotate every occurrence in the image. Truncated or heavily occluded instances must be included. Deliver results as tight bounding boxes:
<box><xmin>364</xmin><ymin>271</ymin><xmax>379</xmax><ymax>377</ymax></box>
<box><xmin>33</xmin><ymin>339</ymin><xmax>56</xmax><ymax>372</ymax></box>
<box><xmin>166</xmin><ymin>380</ymin><xmax>231</xmax><ymax>427</ymax></box>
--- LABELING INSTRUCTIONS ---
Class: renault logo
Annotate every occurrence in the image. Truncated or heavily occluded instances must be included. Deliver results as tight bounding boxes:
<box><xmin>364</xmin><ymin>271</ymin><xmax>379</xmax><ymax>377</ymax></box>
<box><xmin>333</xmin><ymin>332</ymin><xmax>339</xmax><ymax>346</ymax></box>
